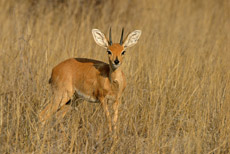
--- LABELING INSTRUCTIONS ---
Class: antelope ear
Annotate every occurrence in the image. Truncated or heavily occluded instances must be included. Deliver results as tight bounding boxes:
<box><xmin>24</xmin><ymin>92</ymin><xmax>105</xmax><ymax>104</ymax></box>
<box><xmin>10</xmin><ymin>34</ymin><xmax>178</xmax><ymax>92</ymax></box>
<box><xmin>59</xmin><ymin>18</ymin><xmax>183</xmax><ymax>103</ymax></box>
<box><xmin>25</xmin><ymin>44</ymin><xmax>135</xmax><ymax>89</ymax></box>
<box><xmin>92</xmin><ymin>29</ymin><xmax>109</xmax><ymax>48</ymax></box>
<box><xmin>122</xmin><ymin>30</ymin><xmax>141</xmax><ymax>48</ymax></box>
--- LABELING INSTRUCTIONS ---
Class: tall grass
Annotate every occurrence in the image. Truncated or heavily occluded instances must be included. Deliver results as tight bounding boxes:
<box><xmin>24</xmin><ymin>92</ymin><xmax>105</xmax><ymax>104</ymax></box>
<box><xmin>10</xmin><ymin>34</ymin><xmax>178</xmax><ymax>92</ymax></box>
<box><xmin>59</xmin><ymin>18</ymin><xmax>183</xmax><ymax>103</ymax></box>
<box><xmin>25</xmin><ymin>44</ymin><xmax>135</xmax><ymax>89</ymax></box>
<box><xmin>0</xmin><ymin>0</ymin><xmax>229</xmax><ymax>153</ymax></box>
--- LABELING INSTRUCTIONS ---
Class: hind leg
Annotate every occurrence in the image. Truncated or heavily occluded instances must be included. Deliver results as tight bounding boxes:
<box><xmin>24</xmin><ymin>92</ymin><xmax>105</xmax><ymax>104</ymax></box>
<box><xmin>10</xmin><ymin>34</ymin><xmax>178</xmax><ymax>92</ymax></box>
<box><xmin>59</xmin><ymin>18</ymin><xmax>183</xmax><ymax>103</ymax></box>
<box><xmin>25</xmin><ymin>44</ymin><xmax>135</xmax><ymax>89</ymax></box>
<box><xmin>39</xmin><ymin>89</ymin><xmax>73</xmax><ymax>124</ymax></box>
<box><xmin>56</xmin><ymin>104</ymin><xmax>72</xmax><ymax>122</ymax></box>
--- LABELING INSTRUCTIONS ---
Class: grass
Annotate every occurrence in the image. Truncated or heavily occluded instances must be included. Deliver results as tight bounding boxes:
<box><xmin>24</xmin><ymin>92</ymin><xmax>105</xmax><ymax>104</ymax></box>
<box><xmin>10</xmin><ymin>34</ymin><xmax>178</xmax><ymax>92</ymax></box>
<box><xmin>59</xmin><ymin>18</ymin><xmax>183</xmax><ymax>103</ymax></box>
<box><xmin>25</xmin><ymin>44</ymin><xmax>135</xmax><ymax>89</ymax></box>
<box><xmin>0</xmin><ymin>0</ymin><xmax>229</xmax><ymax>153</ymax></box>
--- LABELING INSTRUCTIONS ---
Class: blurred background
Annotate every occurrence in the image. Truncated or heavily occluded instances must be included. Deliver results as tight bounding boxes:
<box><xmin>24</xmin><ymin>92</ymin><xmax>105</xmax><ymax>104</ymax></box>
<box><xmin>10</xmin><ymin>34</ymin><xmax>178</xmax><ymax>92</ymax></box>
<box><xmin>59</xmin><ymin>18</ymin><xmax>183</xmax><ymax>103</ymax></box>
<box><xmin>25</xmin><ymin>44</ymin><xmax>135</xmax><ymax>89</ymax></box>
<box><xmin>0</xmin><ymin>0</ymin><xmax>229</xmax><ymax>153</ymax></box>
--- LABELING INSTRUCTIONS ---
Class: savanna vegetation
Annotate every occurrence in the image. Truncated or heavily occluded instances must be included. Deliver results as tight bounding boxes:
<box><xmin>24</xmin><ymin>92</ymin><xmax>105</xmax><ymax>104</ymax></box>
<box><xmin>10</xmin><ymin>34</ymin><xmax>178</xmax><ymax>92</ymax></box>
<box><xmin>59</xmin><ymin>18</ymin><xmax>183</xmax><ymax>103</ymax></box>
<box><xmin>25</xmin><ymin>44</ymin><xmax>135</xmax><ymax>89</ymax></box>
<box><xmin>0</xmin><ymin>0</ymin><xmax>229</xmax><ymax>153</ymax></box>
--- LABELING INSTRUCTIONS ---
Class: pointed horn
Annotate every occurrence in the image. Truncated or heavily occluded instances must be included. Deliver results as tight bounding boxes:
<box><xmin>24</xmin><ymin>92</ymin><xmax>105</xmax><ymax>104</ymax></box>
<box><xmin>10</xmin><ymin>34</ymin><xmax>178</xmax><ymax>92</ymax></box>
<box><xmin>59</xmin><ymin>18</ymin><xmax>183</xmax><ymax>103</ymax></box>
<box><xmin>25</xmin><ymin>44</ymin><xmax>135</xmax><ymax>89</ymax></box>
<box><xmin>109</xmin><ymin>27</ymin><xmax>112</xmax><ymax>45</ymax></box>
<box><xmin>120</xmin><ymin>28</ymin><xmax>124</xmax><ymax>45</ymax></box>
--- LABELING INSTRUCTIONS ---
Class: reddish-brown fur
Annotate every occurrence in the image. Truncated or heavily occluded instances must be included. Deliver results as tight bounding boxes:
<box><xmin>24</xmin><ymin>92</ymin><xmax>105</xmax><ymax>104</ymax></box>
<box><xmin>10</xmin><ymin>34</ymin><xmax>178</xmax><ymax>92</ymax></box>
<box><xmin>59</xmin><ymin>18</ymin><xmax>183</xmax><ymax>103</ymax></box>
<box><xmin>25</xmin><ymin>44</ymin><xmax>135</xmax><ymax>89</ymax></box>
<box><xmin>39</xmin><ymin>29</ymin><xmax>141</xmax><ymax>132</ymax></box>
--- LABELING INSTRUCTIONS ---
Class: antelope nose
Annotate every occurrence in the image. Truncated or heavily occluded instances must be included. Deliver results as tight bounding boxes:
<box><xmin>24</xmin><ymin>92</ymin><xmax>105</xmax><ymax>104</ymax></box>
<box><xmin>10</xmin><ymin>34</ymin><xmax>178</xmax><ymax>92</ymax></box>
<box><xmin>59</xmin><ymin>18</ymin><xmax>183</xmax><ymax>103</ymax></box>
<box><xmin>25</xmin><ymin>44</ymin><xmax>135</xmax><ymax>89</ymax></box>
<box><xmin>114</xmin><ymin>59</ymin><xmax>119</xmax><ymax>65</ymax></box>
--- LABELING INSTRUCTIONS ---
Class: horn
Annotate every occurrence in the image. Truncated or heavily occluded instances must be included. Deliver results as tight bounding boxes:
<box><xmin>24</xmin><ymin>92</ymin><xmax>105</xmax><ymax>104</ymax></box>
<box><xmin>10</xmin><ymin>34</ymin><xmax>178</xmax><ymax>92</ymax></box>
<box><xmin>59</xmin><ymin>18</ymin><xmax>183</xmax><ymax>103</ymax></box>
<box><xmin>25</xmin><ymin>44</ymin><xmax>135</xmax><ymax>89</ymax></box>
<box><xmin>120</xmin><ymin>28</ymin><xmax>124</xmax><ymax>45</ymax></box>
<box><xmin>109</xmin><ymin>27</ymin><xmax>112</xmax><ymax>45</ymax></box>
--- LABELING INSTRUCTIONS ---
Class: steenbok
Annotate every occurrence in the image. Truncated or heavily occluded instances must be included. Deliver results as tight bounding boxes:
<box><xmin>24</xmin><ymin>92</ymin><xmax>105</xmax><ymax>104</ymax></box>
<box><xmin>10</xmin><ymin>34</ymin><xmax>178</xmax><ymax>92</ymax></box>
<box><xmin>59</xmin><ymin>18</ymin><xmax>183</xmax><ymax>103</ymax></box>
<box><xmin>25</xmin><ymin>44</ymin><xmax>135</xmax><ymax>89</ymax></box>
<box><xmin>39</xmin><ymin>28</ymin><xmax>141</xmax><ymax>132</ymax></box>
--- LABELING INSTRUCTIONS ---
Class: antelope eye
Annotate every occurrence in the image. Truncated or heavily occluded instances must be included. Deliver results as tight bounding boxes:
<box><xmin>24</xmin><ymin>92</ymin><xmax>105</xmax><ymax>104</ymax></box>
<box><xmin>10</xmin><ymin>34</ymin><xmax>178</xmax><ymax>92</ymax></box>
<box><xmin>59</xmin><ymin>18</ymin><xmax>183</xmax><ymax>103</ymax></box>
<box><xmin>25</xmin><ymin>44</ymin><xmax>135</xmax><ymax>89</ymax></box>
<box><xmin>121</xmin><ymin>50</ymin><xmax>126</xmax><ymax>55</ymax></box>
<box><xmin>107</xmin><ymin>50</ymin><xmax>112</xmax><ymax>55</ymax></box>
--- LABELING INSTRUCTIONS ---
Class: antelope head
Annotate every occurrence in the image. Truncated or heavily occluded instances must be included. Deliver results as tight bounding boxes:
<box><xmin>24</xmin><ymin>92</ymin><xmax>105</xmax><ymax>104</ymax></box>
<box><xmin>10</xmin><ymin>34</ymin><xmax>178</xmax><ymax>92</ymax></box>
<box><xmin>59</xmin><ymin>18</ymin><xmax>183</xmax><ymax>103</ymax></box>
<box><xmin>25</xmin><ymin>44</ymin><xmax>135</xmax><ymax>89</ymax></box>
<box><xmin>92</xmin><ymin>28</ymin><xmax>142</xmax><ymax>70</ymax></box>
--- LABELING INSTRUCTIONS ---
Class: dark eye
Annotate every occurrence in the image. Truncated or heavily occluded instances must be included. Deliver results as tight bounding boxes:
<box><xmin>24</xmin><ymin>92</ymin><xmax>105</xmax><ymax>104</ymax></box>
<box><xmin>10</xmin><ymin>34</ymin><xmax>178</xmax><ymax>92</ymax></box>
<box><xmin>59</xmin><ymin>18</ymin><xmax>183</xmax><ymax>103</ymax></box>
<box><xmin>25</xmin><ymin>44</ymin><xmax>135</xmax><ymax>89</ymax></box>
<box><xmin>107</xmin><ymin>50</ymin><xmax>112</xmax><ymax>55</ymax></box>
<box><xmin>121</xmin><ymin>50</ymin><xmax>126</xmax><ymax>55</ymax></box>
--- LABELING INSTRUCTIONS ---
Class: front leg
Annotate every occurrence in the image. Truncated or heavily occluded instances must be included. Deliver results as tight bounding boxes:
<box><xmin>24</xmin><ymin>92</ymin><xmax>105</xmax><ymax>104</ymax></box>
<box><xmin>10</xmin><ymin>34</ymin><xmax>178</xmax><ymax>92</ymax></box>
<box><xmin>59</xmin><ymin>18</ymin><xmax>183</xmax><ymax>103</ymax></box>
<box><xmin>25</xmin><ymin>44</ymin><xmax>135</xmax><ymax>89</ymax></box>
<box><xmin>99</xmin><ymin>97</ymin><xmax>112</xmax><ymax>132</ymax></box>
<box><xmin>112</xmin><ymin>98</ymin><xmax>120</xmax><ymax>132</ymax></box>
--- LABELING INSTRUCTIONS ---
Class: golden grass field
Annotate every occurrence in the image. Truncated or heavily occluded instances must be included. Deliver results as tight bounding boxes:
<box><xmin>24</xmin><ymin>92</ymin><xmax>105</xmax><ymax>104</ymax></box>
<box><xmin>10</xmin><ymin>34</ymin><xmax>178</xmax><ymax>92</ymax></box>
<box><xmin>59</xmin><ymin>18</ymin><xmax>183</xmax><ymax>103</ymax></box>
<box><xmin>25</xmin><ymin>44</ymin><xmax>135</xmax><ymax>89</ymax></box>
<box><xmin>0</xmin><ymin>0</ymin><xmax>230</xmax><ymax>153</ymax></box>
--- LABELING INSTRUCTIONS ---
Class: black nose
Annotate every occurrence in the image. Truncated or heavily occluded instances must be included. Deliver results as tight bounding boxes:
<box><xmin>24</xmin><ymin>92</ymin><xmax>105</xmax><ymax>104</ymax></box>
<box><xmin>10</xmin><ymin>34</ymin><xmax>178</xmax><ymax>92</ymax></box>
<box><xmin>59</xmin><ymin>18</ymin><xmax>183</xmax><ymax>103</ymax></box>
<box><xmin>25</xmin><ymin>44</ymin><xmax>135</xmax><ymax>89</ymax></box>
<box><xmin>114</xmin><ymin>59</ymin><xmax>119</xmax><ymax>65</ymax></box>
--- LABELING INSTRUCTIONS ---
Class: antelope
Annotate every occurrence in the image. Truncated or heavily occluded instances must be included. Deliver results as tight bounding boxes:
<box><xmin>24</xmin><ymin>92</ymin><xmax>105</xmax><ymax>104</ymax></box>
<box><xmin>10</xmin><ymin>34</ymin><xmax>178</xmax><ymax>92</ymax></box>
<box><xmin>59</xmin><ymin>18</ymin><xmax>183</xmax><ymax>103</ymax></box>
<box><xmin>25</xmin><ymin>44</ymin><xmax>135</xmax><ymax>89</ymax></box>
<box><xmin>39</xmin><ymin>28</ymin><xmax>141</xmax><ymax>132</ymax></box>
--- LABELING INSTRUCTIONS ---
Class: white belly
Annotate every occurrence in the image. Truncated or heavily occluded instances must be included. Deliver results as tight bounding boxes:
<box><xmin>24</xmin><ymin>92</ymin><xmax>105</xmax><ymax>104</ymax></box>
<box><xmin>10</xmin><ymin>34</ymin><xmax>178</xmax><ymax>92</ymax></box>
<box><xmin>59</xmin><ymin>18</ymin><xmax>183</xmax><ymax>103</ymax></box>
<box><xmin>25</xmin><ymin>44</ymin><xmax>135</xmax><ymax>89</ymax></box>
<box><xmin>75</xmin><ymin>89</ymin><xmax>99</xmax><ymax>103</ymax></box>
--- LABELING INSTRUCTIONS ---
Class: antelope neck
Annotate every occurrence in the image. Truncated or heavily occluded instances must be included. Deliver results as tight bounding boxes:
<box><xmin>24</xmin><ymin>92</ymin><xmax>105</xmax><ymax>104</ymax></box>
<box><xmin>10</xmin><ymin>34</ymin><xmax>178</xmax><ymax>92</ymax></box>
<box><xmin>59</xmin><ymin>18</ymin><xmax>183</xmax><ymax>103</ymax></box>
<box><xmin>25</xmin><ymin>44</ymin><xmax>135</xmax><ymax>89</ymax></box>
<box><xmin>109</xmin><ymin>65</ymin><xmax>122</xmax><ymax>83</ymax></box>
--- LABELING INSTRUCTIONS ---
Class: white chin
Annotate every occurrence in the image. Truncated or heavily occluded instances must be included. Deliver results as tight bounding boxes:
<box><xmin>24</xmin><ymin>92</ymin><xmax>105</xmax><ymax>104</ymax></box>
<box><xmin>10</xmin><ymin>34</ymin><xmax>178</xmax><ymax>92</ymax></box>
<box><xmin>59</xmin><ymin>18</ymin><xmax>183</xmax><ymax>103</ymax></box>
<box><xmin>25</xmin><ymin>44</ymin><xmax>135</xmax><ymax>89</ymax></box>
<box><xmin>112</xmin><ymin>64</ymin><xmax>120</xmax><ymax>69</ymax></box>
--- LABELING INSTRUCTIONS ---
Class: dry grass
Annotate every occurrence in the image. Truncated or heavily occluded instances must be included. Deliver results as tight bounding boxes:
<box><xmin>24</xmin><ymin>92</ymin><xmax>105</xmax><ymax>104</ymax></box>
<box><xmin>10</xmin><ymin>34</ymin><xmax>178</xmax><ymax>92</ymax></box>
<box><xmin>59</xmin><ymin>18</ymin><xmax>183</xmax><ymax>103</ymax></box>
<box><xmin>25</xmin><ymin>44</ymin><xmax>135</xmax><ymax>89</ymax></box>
<box><xmin>0</xmin><ymin>0</ymin><xmax>230</xmax><ymax>153</ymax></box>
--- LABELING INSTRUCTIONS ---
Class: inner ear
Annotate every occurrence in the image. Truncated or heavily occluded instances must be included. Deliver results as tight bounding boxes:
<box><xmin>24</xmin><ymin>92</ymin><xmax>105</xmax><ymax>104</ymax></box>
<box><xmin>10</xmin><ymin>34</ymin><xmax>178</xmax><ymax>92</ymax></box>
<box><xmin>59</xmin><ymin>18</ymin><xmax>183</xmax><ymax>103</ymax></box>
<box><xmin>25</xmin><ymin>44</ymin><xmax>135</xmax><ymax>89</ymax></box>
<box><xmin>122</xmin><ymin>30</ymin><xmax>141</xmax><ymax>48</ymax></box>
<box><xmin>92</xmin><ymin>29</ymin><xmax>109</xmax><ymax>48</ymax></box>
